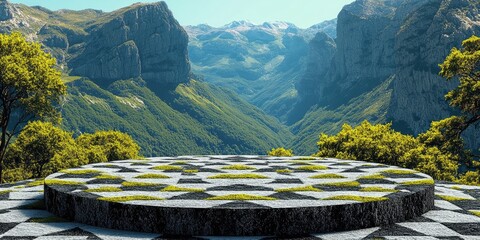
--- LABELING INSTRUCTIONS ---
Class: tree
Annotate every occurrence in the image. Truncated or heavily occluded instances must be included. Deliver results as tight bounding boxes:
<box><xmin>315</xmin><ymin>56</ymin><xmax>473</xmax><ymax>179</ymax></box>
<box><xmin>76</xmin><ymin>130</ymin><xmax>140</xmax><ymax>162</ymax></box>
<box><xmin>315</xmin><ymin>121</ymin><xmax>458</xmax><ymax>181</ymax></box>
<box><xmin>438</xmin><ymin>35</ymin><xmax>480</xmax><ymax>146</ymax></box>
<box><xmin>6</xmin><ymin>121</ymin><xmax>86</xmax><ymax>178</ymax></box>
<box><xmin>0</xmin><ymin>32</ymin><xmax>66</xmax><ymax>182</ymax></box>
<box><xmin>267</xmin><ymin>147</ymin><xmax>294</xmax><ymax>157</ymax></box>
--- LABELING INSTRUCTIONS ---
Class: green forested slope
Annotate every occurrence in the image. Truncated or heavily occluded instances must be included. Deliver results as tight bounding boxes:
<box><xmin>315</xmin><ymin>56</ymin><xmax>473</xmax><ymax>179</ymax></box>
<box><xmin>62</xmin><ymin>78</ymin><xmax>292</xmax><ymax>156</ymax></box>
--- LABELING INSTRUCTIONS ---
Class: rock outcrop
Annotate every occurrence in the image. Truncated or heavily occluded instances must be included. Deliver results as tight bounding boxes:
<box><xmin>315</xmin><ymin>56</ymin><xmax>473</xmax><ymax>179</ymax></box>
<box><xmin>0</xmin><ymin>0</ymin><xmax>13</xmax><ymax>21</ymax></box>
<box><xmin>295</xmin><ymin>0</ymin><xmax>480</xmax><ymax>149</ymax></box>
<box><xmin>70</xmin><ymin>2</ymin><xmax>190</xmax><ymax>87</ymax></box>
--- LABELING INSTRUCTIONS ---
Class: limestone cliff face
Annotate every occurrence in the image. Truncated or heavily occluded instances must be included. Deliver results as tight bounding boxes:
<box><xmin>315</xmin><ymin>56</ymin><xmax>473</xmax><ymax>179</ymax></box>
<box><xmin>0</xmin><ymin>0</ymin><xmax>13</xmax><ymax>21</ymax></box>
<box><xmin>295</xmin><ymin>0</ymin><xmax>480</xmax><ymax>148</ymax></box>
<box><xmin>389</xmin><ymin>0</ymin><xmax>480</xmax><ymax>146</ymax></box>
<box><xmin>70</xmin><ymin>2</ymin><xmax>190</xmax><ymax>87</ymax></box>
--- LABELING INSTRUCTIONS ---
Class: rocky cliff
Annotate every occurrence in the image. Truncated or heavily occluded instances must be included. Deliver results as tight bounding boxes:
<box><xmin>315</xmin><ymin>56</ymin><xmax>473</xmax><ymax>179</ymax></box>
<box><xmin>70</xmin><ymin>2</ymin><xmax>190</xmax><ymax>88</ymax></box>
<box><xmin>293</xmin><ymin>0</ymin><xmax>480</xmax><ymax>153</ymax></box>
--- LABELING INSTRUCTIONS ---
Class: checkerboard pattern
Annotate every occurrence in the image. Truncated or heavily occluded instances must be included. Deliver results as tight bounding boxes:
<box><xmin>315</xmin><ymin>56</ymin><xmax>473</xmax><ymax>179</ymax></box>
<box><xmin>0</xmin><ymin>156</ymin><xmax>477</xmax><ymax>239</ymax></box>
<box><xmin>45</xmin><ymin>155</ymin><xmax>432</xmax><ymax>208</ymax></box>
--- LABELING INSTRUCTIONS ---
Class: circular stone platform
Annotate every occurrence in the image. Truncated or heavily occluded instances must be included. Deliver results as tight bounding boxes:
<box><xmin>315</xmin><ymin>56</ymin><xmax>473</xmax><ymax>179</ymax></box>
<box><xmin>44</xmin><ymin>156</ymin><xmax>434</xmax><ymax>236</ymax></box>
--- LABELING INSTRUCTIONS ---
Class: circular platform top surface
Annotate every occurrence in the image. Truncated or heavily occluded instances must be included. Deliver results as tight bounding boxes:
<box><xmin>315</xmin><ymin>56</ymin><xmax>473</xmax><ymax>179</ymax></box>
<box><xmin>45</xmin><ymin>155</ymin><xmax>434</xmax><ymax>209</ymax></box>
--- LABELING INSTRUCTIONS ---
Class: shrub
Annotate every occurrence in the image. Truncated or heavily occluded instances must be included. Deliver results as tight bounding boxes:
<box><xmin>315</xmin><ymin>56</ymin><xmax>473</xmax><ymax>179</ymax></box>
<box><xmin>267</xmin><ymin>147</ymin><xmax>294</xmax><ymax>157</ymax></box>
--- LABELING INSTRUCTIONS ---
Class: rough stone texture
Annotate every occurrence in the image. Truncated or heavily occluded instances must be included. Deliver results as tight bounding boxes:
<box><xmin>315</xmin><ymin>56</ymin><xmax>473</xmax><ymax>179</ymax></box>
<box><xmin>0</xmin><ymin>0</ymin><xmax>13</xmax><ymax>21</ymax></box>
<box><xmin>69</xmin><ymin>2</ymin><xmax>190</xmax><ymax>87</ymax></box>
<box><xmin>1</xmin><ymin>167</ymin><xmax>479</xmax><ymax>238</ymax></box>
<box><xmin>44</xmin><ymin>156</ymin><xmax>434</xmax><ymax>236</ymax></box>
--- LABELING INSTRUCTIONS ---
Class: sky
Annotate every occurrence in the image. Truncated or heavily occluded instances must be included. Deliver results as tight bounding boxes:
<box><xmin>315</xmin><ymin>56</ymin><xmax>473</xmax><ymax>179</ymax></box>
<box><xmin>9</xmin><ymin>0</ymin><xmax>355</xmax><ymax>28</ymax></box>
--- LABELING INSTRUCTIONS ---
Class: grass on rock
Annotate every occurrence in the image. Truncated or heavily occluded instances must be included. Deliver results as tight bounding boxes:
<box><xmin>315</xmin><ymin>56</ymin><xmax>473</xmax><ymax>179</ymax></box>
<box><xmin>95</xmin><ymin>174</ymin><xmax>121</xmax><ymax>180</ymax></box>
<box><xmin>221</xmin><ymin>164</ymin><xmax>256</xmax><ymax>170</ymax></box>
<box><xmin>323</xmin><ymin>195</ymin><xmax>388</xmax><ymax>202</ymax></box>
<box><xmin>135</xmin><ymin>173</ymin><xmax>170</xmax><ymax>179</ymax></box>
<box><xmin>359</xmin><ymin>174</ymin><xmax>385</xmax><ymax>180</ymax></box>
<box><xmin>208</xmin><ymin>173</ymin><xmax>269</xmax><ymax>179</ymax></box>
<box><xmin>276</xmin><ymin>185</ymin><xmax>322</xmax><ymax>192</ymax></box>
<box><xmin>436</xmin><ymin>194</ymin><xmax>472</xmax><ymax>201</ymax></box>
<box><xmin>30</xmin><ymin>216</ymin><xmax>68</xmax><ymax>223</ymax></box>
<box><xmin>183</xmin><ymin>169</ymin><xmax>199</xmax><ymax>173</ymax></box>
<box><xmin>26</xmin><ymin>179</ymin><xmax>44</xmax><ymax>187</ymax></box>
<box><xmin>45</xmin><ymin>179</ymin><xmax>82</xmax><ymax>186</ymax></box>
<box><xmin>161</xmin><ymin>185</ymin><xmax>204</xmax><ymax>192</ymax></box>
<box><xmin>382</xmin><ymin>169</ymin><xmax>417</xmax><ymax>174</ymax></box>
<box><xmin>121</xmin><ymin>181</ymin><xmax>161</xmax><ymax>187</ymax></box>
<box><xmin>310</xmin><ymin>173</ymin><xmax>345</xmax><ymax>179</ymax></box>
<box><xmin>206</xmin><ymin>194</ymin><xmax>276</xmax><ymax>201</ymax></box>
<box><xmin>401</xmin><ymin>179</ymin><xmax>434</xmax><ymax>185</ymax></box>
<box><xmin>60</xmin><ymin>169</ymin><xmax>101</xmax><ymax>175</ymax></box>
<box><xmin>296</xmin><ymin>165</ymin><xmax>328</xmax><ymax>171</ymax></box>
<box><xmin>469</xmin><ymin>210</ymin><xmax>480</xmax><ymax>217</ymax></box>
<box><xmin>98</xmin><ymin>195</ymin><xmax>164</xmax><ymax>203</ymax></box>
<box><xmin>152</xmin><ymin>165</ymin><xmax>183</xmax><ymax>171</ymax></box>
<box><xmin>319</xmin><ymin>181</ymin><xmax>360</xmax><ymax>187</ymax></box>
<box><xmin>276</xmin><ymin>169</ymin><xmax>293</xmax><ymax>174</ymax></box>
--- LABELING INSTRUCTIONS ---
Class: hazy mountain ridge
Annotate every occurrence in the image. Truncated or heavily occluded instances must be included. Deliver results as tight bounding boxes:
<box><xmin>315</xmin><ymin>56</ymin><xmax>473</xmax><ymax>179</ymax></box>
<box><xmin>185</xmin><ymin>20</ymin><xmax>337</xmax><ymax>120</ymax></box>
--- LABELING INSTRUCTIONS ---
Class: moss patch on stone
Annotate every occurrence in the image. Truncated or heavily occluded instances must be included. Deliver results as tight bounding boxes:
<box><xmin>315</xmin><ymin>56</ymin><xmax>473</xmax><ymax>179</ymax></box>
<box><xmin>294</xmin><ymin>157</ymin><xmax>318</xmax><ymax>161</ymax></box>
<box><xmin>121</xmin><ymin>181</ymin><xmax>161</xmax><ymax>187</ymax></box>
<box><xmin>172</xmin><ymin>161</ymin><xmax>188</xmax><ymax>165</ymax></box>
<box><xmin>323</xmin><ymin>195</ymin><xmax>388</xmax><ymax>202</ymax></box>
<box><xmin>276</xmin><ymin>169</ymin><xmax>293</xmax><ymax>174</ymax></box>
<box><xmin>135</xmin><ymin>173</ymin><xmax>170</xmax><ymax>179</ymax></box>
<box><xmin>98</xmin><ymin>195</ymin><xmax>165</xmax><ymax>203</ymax></box>
<box><xmin>221</xmin><ymin>164</ymin><xmax>257</xmax><ymax>170</ymax></box>
<box><xmin>382</xmin><ymin>169</ymin><xmax>417</xmax><ymax>174</ymax></box>
<box><xmin>26</xmin><ymin>179</ymin><xmax>44</xmax><ymax>187</ymax></box>
<box><xmin>45</xmin><ymin>179</ymin><xmax>82</xmax><ymax>186</ymax></box>
<box><xmin>401</xmin><ymin>179</ymin><xmax>434</xmax><ymax>185</ymax></box>
<box><xmin>60</xmin><ymin>169</ymin><xmax>101</xmax><ymax>175</ymax></box>
<box><xmin>95</xmin><ymin>174</ymin><xmax>121</xmax><ymax>180</ymax></box>
<box><xmin>360</xmin><ymin>174</ymin><xmax>385</xmax><ymax>180</ymax></box>
<box><xmin>161</xmin><ymin>185</ymin><xmax>204</xmax><ymax>192</ymax></box>
<box><xmin>296</xmin><ymin>165</ymin><xmax>328</xmax><ymax>171</ymax></box>
<box><xmin>436</xmin><ymin>194</ymin><xmax>472</xmax><ymax>201</ymax></box>
<box><xmin>310</xmin><ymin>173</ymin><xmax>345</xmax><ymax>179</ymax></box>
<box><xmin>84</xmin><ymin>186</ymin><xmax>123</xmax><ymax>192</ymax></box>
<box><xmin>469</xmin><ymin>210</ymin><xmax>480</xmax><ymax>217</ymax></box>
<box><xmin>183</xmin><ymin>169</ymin><xmax>198</xmax><ymax>173</ymax></box>
<box><xmin>0</xmin><ymin>190</ymin><xmax>12</xmax><ymax>195</ymax></box>
<box><xmin>207</xmin><ymin>173</ymin><xmax>269</xmax><ymax>179</ymax></box>
<box><xmin>360</xmin><ymin>187</ymin><xmax>398</xmax><ymax>192</ymax></box>
<box><xmin>152</xmin><ymin>165</ymin><xmax>183</xmax><ymax>171</ymax></box>
<box><xmin>276</xmin><ymin>185</ymin><xmax>322</xmax><ymax>192</ymax></box>
<box><xmin>319</xmin><ymin>181</ymin><xmax>360</xmax><ymax>187</ymax></box>
<box><xmin>206</xmin><ymin>194</ymin><xmax>276</xmax><ymax>201</ymax></box>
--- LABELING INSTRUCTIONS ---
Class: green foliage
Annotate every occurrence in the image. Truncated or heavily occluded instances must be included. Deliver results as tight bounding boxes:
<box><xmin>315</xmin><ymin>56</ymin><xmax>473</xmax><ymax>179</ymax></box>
<box><xmin>76</xmin><ymin>130</ymin><xmax>140</xmax><ymax>162</ymax></box>
<box><xmin>267</xmin><ymin>147</ymin><xmax>294</xmax><ymax>157</ymax></box>
<box><xmin>0</xmin><ymin>32</ymin><xmax>66</xmax><ymax>182</ymax></box>
<box><xmin>457</xmin><ymin>171</ymin><xmax>480</xmax><ymax>185</ymax></box>
<box><xmin>6</xmin><ymin>121</ymin><xmax>87</xmax><ymax>178</ymax></box>
<box><xmin>315</xmin><ymin>121</ymin><xmax>458</xmax><ymax>181</ymax></box>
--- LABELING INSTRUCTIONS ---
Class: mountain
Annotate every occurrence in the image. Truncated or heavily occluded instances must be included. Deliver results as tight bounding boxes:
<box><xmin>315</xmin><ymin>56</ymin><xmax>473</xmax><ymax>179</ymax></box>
<box><xmin>185</xmin><ymin>20</ymin><xmax>337</xmax><ymax>120</ymax></box>
<box><xmin>0</xmin><ymin>1</ymin><xmax>293</xmax><ymax>156</ymax></box>
<box><xmin>292</xmin><ymin>0</ymin><xmax>480</xmax><ymax>154</ymax></box>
